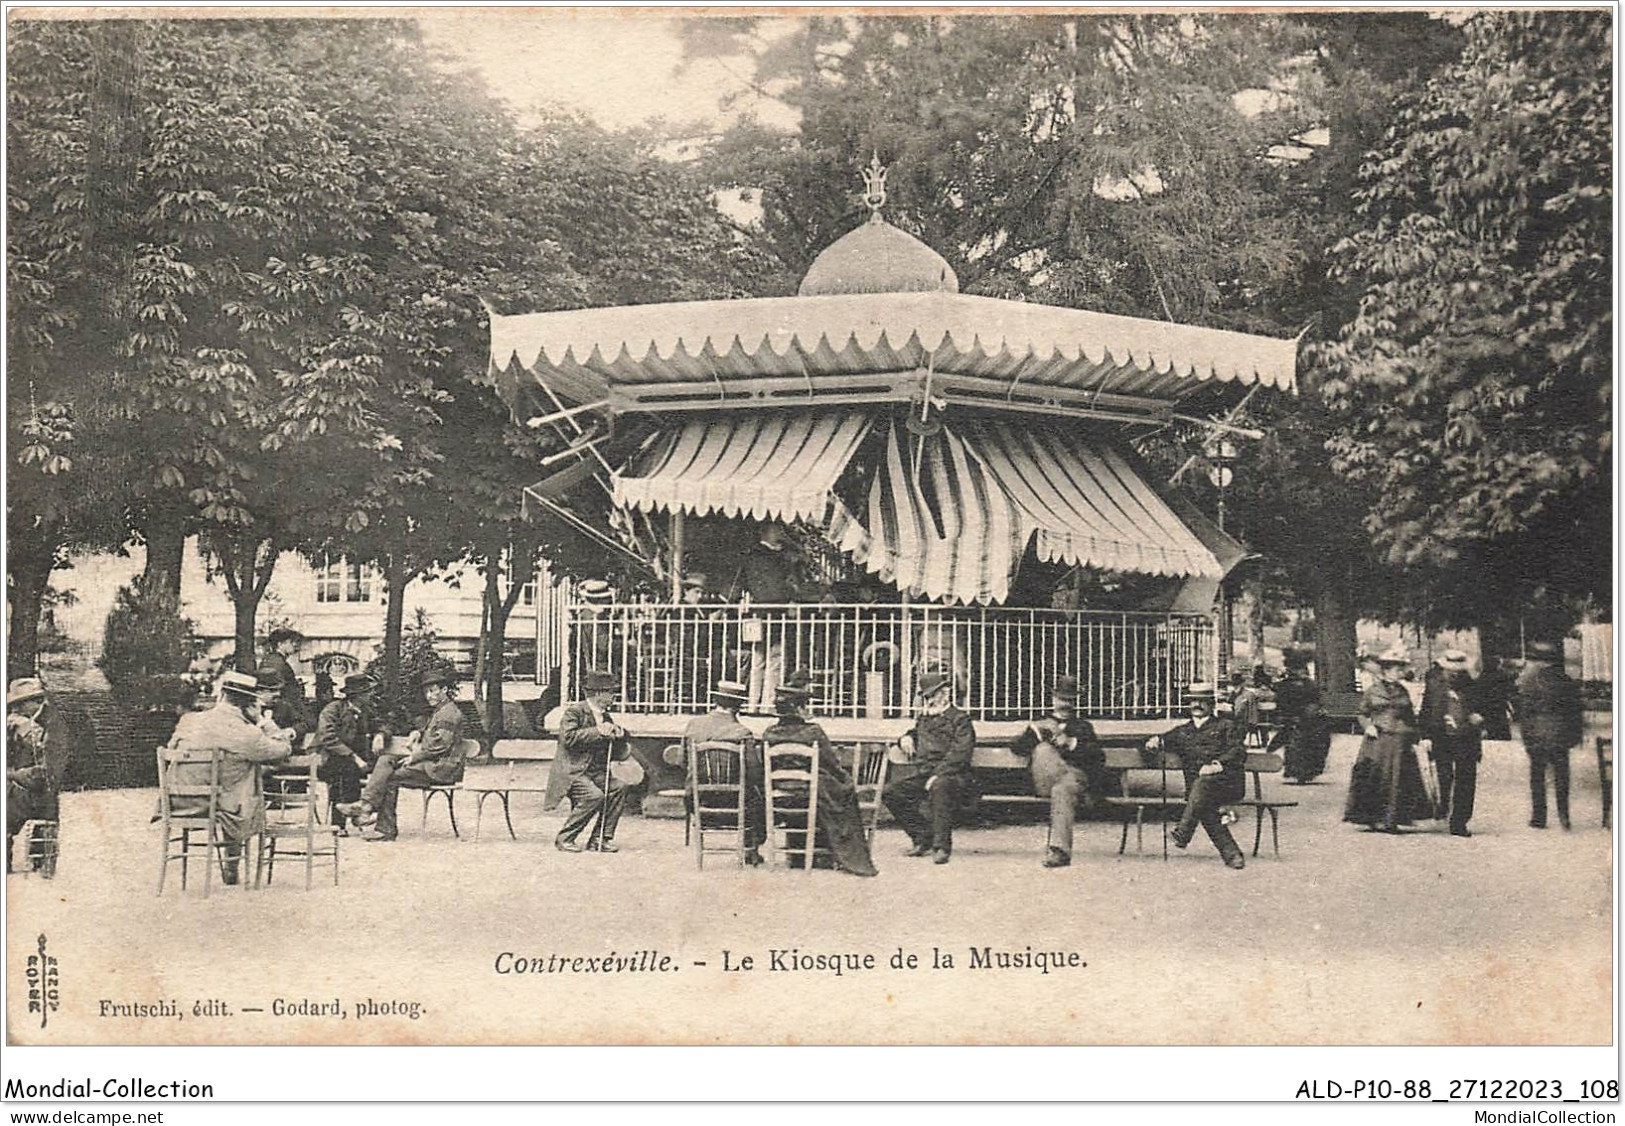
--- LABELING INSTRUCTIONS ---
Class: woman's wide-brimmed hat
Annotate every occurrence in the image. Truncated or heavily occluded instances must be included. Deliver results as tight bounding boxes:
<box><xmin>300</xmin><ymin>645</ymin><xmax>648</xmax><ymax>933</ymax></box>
<box><xmin>1375</xmin><ymin>644</ymin><xmax>1410</xmax><ymax>666</ymax></box>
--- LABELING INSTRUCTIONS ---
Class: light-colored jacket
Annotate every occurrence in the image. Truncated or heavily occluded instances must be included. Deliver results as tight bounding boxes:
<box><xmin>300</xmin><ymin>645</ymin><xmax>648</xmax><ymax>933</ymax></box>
<box><xmin>169</xmin><ymin>702</ymin><xmax>293</xmax><ymax>842</ymax></box>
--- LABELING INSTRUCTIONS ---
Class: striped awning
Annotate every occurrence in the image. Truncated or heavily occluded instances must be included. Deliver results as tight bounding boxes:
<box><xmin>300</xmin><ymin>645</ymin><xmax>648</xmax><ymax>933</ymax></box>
<box><xmin>613</xmin><ymin>410</ymin><xmax>872</xmax><ymax>523</ymax></box>
<box><xmin>829</xmin><ymin>419</ymin><xmax>1227</xmax><ymax>605</ymax></box>
<box><xmin>832</xmin><ymin>422</ymin><xmax>1031</xmax><ymax>606</ymax></box>
<box><xmin>972</xmin><ymin>421</ymin><xmax>1222</xmax><ymax>579</ymax></box>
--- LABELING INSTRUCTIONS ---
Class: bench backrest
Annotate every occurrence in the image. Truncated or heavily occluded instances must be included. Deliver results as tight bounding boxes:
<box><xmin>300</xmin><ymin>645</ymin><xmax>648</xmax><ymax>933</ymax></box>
<box><xmin>489</xmin><ymin>738</ymin><xmax>557</xmax><ymax>762</ymax></box>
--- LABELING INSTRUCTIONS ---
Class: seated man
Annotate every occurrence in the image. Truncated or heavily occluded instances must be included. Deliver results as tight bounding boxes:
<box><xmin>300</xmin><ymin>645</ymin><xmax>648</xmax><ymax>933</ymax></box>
<box><xmin>167</xmin><ymin>670</ymin><xmax>295</xmax><ymax>884</ymax></box>
<box><xmin>314</xmin><ymin>673</ymin><xmax>382</xmax><ymax>835</ymax></box>
<box><xmin>1146</xmin><ymin>682</ymin><xmax>1246</xmax><ymax>870</ymax></box>
<box><xmin>883</xmin><ymin>670</ymin><xmax>974</xmax><ymax>865</ymax></box>
<box><xmin>680</xmin><ymin>678</ymin><xmax>764</xmax><ymax>866</ymax></box>
<box><xmin>7</xmin><ymin>678</ymin><xmax>58</xmax><ymax>874</ymax></box>
<box><xmin>1009</xmin><ymin>674</ymin><xmax>1104</xmax><ymax>869</ymax></box>
<box><xmin>338</xmin><ymin>668</ymin><xmax>466</xmax><ymax>843</ymax></box>
<box><xmin>553</xmin><ymin>670</ymin><xmax>632</xmax><ymax>853</ymax></box>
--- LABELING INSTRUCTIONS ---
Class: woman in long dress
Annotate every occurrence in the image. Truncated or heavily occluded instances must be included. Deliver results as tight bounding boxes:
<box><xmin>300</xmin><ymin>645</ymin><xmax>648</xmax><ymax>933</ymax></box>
<box><xmin>1343</xmin><ymin>646</ymin><xmax>1435</xmax><ymax>831</ymax></box>
<box><xmin>761</xmin><ymin>669</ymin><xmax>878</xmax><ymax>877</ymax></box>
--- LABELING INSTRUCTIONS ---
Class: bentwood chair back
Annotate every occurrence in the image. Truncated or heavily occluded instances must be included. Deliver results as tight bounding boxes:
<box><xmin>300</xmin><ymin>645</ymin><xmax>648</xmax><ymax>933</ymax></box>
<box><xmin>689</xmin><ymin>739</ymin><xmax>750</xmax><ymax>869</ymax></box>
<box><xmin>256</xmin><ymin>754</ymin><xmax>340</xmax><ymax>890</ymax></box>
<box><xmin>156</xmin><ymin>746</ymin><xmax>231</xmax><ymax>898</ymax></box>
<box><xmin>762</xmin><ymin>742</ymin><xmax>819</xmax><ymax>873</ymax></box>
<box><xmin>849</xmin><ymin>743</ymin><xmax>890</xmax><ymax>843</ymax></box>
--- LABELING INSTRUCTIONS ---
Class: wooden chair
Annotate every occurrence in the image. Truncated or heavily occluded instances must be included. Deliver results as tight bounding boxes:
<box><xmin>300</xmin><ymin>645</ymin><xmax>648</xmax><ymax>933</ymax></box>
<box><xmin>1598</xmin><ymin>736</ymin><xmax>1613</xmax><ymax>830</ymax></box>
<box><xmin>256</xmin><ymin>754</ymin><xmax>340</xmax><ymax>890</ymax></box>
<box><xmin>658</xmin><ymin>743</ymin><xmax>691</xmax><ymax>844</ymax></box>
<box><xmin>848</xmin><ymin>743</ymin><xmax>890</xmax><ymax>843</ymax></box>
<box><xmin>689</xmin><ymin>739</ymin><xmax>750</xmax><ymax>869</ymax></box>
<box><xmin>156</xmin><ymin>746</ymin><xmax>237</xmax><ymax>898</ymax></box>
<box><xmin>762</xmin><ymin>742</ymin><xmax>819</xmax><ymax>873</ymax></box>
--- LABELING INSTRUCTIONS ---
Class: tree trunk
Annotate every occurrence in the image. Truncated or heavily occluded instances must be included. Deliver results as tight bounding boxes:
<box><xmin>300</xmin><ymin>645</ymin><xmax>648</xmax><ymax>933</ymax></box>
<box><xmin>137</xmin><ymin>500</ymin><xmax>187</xmax><ymax>601</ymax></box>
<box><xmin>1245</xmin><ymin>578</ymin><xmax>1267</xmax><ymax>669</ymax></box>
<box><xmin>1313</xmin><ymin>579</ymin><xmax>1359</xmax><ymax>697</ymax></box>
<box><xmin>380</xmin><ymin>551</ymin><xmax>409</xmax><ymax>704</ymax></box>
<box><xmin>6</xmin><ymin>540</ymin><xmax>56</xmax><ymax>678</ymax></box>
<box><xmin>233</xmin><ymin>591</ymin><xmax>263</xmax><ymax>671</ymax></box>
<box><xmin>210</xmin><ymin>532</ymin><xmax>280</xmax><ymax>670</ymax></box>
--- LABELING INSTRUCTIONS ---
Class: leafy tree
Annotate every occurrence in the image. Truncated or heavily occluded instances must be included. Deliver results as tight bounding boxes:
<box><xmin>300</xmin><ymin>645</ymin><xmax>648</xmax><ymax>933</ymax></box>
<box><xmin>685</xmin><ymin>12</ymin><xmax>1467</xmax><ymax>687</ymax></box>
<box><xmin>1318</xmin><ymin>10</ymin><xmax>1612</xmax><ymax>637</ymax></box>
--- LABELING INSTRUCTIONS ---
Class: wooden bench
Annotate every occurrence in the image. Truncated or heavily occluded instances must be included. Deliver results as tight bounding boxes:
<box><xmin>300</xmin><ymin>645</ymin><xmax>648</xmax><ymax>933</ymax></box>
<box><xmin>1103</xmin><ymin>747</ymin><xmax>1298</xmax><ymax>858</ymax></box>
<box><xmin>455</xmin><ymin>739</ymin><xmax>557</xmax><ymax>841</ymax></box>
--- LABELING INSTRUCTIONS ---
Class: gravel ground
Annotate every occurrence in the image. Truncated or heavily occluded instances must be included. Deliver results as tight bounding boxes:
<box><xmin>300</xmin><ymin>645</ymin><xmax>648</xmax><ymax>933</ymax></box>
<box><xmin>7</xmin><ymin>723</ymin><xmax>1613</xmax><ymax>1047</ymax></box>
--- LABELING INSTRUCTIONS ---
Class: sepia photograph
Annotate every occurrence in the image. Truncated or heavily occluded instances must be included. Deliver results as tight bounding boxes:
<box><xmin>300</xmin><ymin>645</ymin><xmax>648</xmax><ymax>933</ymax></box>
<box><xmin>2</xmin><ymin>1</ymin><xmax>1615</xmax><ymax>1108</ymax></box>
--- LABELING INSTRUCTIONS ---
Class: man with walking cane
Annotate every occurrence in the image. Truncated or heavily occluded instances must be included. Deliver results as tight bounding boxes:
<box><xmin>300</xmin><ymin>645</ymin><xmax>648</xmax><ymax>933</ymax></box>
<box><xmin>1144</xmin><ymin>683</ymin><xmax>1248</xmax><ymax>870</ymax></box>
<box><xmin>1420</xmin><ymin>650</ymin><xmax>1483</xmax><ymax>837</ymax></box>
<box><xmin>553</xmin><ymin>670</ymin><xmax>632</xmax><ymax>853</ymax></box>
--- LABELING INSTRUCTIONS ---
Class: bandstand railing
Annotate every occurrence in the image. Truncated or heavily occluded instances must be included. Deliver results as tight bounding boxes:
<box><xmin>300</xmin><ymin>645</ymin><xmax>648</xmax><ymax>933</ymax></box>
<box><xmin>562</xmin><ymin>602</ymin><xmax>1214</xmax><ymax>721</ymax></box>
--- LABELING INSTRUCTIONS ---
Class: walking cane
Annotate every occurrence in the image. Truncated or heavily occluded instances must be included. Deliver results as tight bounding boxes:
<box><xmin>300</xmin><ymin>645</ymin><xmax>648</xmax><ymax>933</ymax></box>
<box><xmin>592</xmin><ymin>734</ymin><xmax>614</xmax><ymax>851</ymax></box>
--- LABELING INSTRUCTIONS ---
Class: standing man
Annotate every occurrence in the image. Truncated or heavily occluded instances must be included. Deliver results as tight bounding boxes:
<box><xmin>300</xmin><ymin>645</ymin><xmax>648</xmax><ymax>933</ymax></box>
<box><xmin>1517</xmin><ymin>639</ymin><xmax>1584</xmax><ymax>830</ymax></box>
<box><xmin>679</xmin><ymin>678</ymin><xmax>764</xmax><ymax>866</ymax></box>
<box><xmin>314</xmin><ymin>674</ymin><xmax>382</xmax><ymax>835</ymax></box>
<box><xmin>553</xmin><ymin>670</ymin><xmax>632</xmax><ymax>853</ymax></box>
<box><xmin>338</xmin><ymin>668</ymin><xmax>466</xmax><ymax>843</ymax></box>
<box><xmin>1419</xmin><ymin>649</ymin><xmax>1484</xmax><ymax>837</ymax></box>
<box><xmin>883</xmin><ymin>670</ymin><xmax>975</xmax><ymax>864</ymax></box>
<box><xmin>168</xmin><ymin>671</ymin><xmax>295</xmax><ymax>884</ymax></box>
<box><xmin>734</xmin><ymin>523</ymin><xmax>803</xmax><ymax>710</ymax></box>
<box><xmin>1009</xmin><ymin>674</ymin><xmax>1104</xmax><ymax>869</ymax></box>
<box><xmin>1147</xmin><ymin>682</ymin><xmax>1247</xmax><ymax>870</ymax></box>
<box><xmin>259</xmin><ymin>628</ymin><xmax>311</xmax><ymax>741</ymax></box>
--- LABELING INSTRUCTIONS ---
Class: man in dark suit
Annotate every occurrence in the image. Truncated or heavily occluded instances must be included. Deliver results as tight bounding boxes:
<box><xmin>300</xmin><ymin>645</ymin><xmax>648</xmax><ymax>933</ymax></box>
<box><xmin>554</xmin><ymin>669</ymin><xmax>632</xmax><ymax>853</ymax></box>
<box><xmin>1147</xmin><ymin>682</ymin><xmax>1247</xmax><ymax>870</ymax></box>
<box><xmin>1010</xmin><ymin>674</ymin><xmax>1104</xmax><ymax>869</ymax></box>
<box><xmin>1517</xmin><ymin>639</ymin><xmax>1584</xmax><ymax>830</ymax></box>
<box><xmin>314</xmin><ymin>674</ymin><xmax>382</xmax><ymax>835</ymax></box>
<box><xmin>884</xmin><ymin>670</ymin><xmax>975</xmax><ymax>864</ymax></box>
<box><xmin>338</xmin><ymin>668</ymin><xmax>466</xmax><ymax>842</ymax></box>
<box><xmin>1419</xmin><ymin>649</ymin><xmax>1484</xmax><ymax>837</ymax></box>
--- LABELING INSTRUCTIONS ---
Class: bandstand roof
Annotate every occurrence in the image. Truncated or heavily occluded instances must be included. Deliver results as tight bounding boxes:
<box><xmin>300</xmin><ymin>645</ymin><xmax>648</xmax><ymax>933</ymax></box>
<box><xmin>490</xmin><ymin>290</ymin><xmax>1299</xmax><ymax>427</ymax></box>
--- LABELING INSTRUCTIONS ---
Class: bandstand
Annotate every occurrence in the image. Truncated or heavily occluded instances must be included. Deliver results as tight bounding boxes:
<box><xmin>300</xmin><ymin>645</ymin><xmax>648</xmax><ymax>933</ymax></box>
<box><xmin>489</xmin><ymin>163</ymin><xmax>1298</xmax><ymax>736</ymax></box>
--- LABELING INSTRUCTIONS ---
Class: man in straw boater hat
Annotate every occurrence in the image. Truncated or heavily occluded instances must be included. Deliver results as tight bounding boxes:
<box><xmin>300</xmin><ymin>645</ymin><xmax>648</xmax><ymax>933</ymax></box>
<box><xmin>166</xmin><ymin>670</ymin><xmax>295</xmax><ymax>884</ymax></box>
<box><xmin>1419</xmin><ymin>649</ymin><xmax>1485</xmax><ymax>837</ymax></box>
<box><xmin>1010</xmin><ymin>674</ymin><xmax>1105</xmax><ymax>869</ymax></box>
<box><xmin>552</xmin><ymin>670</ymin><xmax>633</xmax><ymax>853</ymax></box>
<box><xmin>1516</xmin><ymin>638</ymin><xmax>1583</xmax><ymax>831</ymax></box>
<box><xmin>884</xmin><ymin>668</ymin><xmax>975</xmax><ymax>865</ymax></box>
<box><xmin>679</xmin><ymin>676</ymin><xmax>765</xmax><ymax>865</ymax></box>
<box><xmin>339</xmin><ymin>667</ymin><xmax>467</xmax><ymax>842</ymax></box>
<box><xmin>314</xmin><ymin>673</ymin><xmax>384</xmax><ymax>835</ymax></box>
<box><xmin>1144</xmin><ymin>682</ymin><xmax>1248</xmax><ymax>870</ymax></box>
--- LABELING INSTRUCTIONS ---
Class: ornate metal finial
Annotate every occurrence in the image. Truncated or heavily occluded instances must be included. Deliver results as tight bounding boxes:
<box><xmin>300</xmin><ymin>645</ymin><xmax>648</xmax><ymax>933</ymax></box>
<box><xmin>861</xmin><ymin>153</ymin><xmax>888</xmax><ymax>222</ymax></box>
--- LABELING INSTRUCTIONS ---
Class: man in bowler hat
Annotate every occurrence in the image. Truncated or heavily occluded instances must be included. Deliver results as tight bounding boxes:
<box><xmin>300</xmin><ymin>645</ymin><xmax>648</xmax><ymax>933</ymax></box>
<box><xmin>339</xmin><ymin>668</ymin><xmax>466</xmax><ymax>842</ymax></box>
<box><xmin>554</xmin><ymin>670</ymin><xmax>632</xmax><ymax>852</ymax></box>
<box><xmin>1146</xmin><ymin>682</ymin><xmax>1247</xmax><ymax>869</ymax></box>
<box><xmin>884</xmin><ymin>669</ymin><xmax>975</xmax><ymax>864</ymax></box>
<box><xmin>1010</xmin><ymin>674</ymin><xmax>1103</xmax><ymax>868</ymax></box>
